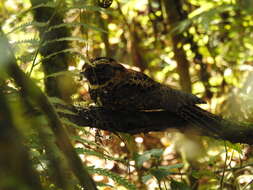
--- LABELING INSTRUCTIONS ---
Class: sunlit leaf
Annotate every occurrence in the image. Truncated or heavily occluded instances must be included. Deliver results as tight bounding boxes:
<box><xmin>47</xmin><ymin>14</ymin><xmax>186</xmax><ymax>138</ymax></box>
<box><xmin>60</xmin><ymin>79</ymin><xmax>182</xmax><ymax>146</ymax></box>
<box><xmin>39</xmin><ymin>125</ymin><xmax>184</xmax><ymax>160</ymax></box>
<box><xmin>7</xmin><ymin>21</ymin><xmax>47</xmax><ymax>35</ymax></box>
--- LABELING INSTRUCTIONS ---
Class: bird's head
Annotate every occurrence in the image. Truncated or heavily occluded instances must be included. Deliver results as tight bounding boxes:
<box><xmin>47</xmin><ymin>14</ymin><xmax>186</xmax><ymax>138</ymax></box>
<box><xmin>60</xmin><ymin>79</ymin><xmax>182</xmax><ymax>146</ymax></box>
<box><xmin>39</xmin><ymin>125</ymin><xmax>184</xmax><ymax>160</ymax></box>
<box><xmin>81</xmin><ymin>57</ymin><xmax>126</xmax><ymax>86</ymax></box>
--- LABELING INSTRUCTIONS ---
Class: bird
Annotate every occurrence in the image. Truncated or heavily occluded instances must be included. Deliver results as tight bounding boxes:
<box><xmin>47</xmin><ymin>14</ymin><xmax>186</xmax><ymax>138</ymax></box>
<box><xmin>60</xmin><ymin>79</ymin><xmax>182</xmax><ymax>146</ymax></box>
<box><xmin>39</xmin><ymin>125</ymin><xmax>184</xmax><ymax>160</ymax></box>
<box><xmin>81</xmin><ymin>57</ymin><xmax>223</xmax><ymax>134</ymax></box>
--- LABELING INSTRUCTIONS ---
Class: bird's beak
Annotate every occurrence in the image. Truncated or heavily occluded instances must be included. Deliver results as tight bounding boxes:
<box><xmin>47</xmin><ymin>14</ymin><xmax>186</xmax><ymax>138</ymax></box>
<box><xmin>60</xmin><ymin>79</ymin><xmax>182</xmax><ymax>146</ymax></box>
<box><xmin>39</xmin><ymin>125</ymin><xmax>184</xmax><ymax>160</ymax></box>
<box><xmin>79</xmin><ymin>62</ymin><xmax>94</xmax><ymax>81</ymax></box>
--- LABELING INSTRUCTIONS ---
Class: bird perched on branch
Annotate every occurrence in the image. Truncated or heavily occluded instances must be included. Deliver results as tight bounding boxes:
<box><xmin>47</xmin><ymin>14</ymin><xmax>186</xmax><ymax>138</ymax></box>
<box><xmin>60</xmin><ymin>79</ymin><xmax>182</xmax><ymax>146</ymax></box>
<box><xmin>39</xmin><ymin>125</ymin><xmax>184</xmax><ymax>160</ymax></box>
<box><xmin>81</xmin><ymin>57</ymin><xmax>222</xmax><ymax>134</ymax></box>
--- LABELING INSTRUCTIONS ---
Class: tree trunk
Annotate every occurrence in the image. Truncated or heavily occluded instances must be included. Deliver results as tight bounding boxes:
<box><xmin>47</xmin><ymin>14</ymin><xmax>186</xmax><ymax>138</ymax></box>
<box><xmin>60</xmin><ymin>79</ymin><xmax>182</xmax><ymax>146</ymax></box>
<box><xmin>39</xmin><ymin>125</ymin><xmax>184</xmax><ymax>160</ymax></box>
<box><xmin>30</xmin><ymin>0</ymin><xmax>72</xmax><ymax>101</ymax></box>
<box><xmin>162</xmin><ymin>0</ymin><xmax>192</xmax><ymax>92</ymax></box>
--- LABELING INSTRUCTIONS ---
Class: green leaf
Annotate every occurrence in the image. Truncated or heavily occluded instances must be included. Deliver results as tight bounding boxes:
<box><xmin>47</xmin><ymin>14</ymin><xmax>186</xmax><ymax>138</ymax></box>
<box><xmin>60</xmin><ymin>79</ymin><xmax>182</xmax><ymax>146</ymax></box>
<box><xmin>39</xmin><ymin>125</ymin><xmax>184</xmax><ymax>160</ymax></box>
<box><xmin>88</xmin><ymin>167</ymin><xmax>137</xmax><ymax>190</ymax></box>
<box><xmin>147</xmin><ymin>148</ymin><xmax>164</xmax><ymax>157</ymax></box>
<box><xmin>157</xmin><ymin>163</ymin><xmax>184</xmax><ymax>170</ymax></box>
<box><xmin>49</xmin><ymin>97</ymin><xmax>68</xmax><ymax>105</ymax></box>
<box><xmin>135</xmin><ymin>152</ymin><xmax>152</xmax><ymax>167</ymax></box>
<box><xmin>17</xmin><ymin>54</ymin><xmax>35</xmax><ymax>63</ymax></box>
<box><xmin>61</xmin><ymin>118</ymin><xmax>93</xmax><ymax>136</ymax></box>
<box><xmin>134</xmin><ymin>148</ymin><xmax>164</xmax><ymax>167</ymax></box>
<box><xmin>56</xmin><ymin>108</ymin><xmax>77</xmax><ymax>116</ymax></box>
<box><xmin>95</xmin><ymin>182</ymin><xmax>113</xmax><ymax>187</ymax></box>
<box><xmin>149</xmin><ymin>167</ymin><xmax>171</xmax><ymax>181</ymax></box>
<box><xmin>35</xmin><ymin>48</ymin><xmax>86</xmax><ymax>66</ymax></box>
<box><xmin>41</xmin><ymin>37</ymin><xmax>87</xmax><ymax>47</ymax></box>
<box><xmin>12</xmin><ymin>39</ymin><xmax>40</xmax><ymax>46</ymax></box>
<box><xmin>225</xmin><ymin>141</ymin><xmax>243</xmax><ymax>155</ymax></box>
<box><xmin>64</xmin><ymin>5</ymin><xmax>106</xmax><ymax>12</ymax></box>
<box><xmin>75</xmin><ymin>147</ymin><xmax>126</xmax><ymax>163</ymax></box>
<box><xmin>7</xmin><ymin>21</ymin><xmax>47</xmax><ymax>35</ymax></box>
<box><xmin>71</xmin><ymin>136</ymin><xmax>107</xmax><ymax>152</ymax></box>
<box><xmin>46</xmin><ymin>22</ymin><xmax>107</xmax><ymax>33</ymax></box>
<box><xmin>61</xmin><ymin>118</ymin><xmax>82</xmax><ymax>129</ymax></box>
<box><xmin>148</xmin><ymin>164</ymin><xmax>184</xmax><ymax>181</ymax></box>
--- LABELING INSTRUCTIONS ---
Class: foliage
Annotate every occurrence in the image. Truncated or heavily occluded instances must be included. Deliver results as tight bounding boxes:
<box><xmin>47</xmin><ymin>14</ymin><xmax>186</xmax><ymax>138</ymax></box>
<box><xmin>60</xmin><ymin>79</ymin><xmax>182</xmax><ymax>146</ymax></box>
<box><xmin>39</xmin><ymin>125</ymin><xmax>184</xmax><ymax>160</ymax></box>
<box><xmin>1</xmin><ymin>0</ymin><xmax>253</xmax><ymax>189</ymax></box>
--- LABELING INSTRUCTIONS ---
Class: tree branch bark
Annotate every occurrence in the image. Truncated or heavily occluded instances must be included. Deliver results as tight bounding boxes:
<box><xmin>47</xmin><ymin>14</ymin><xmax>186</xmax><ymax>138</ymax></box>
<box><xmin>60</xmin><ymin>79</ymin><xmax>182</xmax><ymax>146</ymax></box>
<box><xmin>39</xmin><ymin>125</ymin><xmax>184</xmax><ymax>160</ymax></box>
<box><xmin>59</xmin><ymin>105</ymin><xmax>253</xmax><ymax>145</ymax></box>
<box><xmin>162</xmin><ymin>0</ymin><xmax>192</xmax><ymax>92</ymax></box>
<box><xmin>30</xmin><ymin>0</ymin><xmax>72</xmax><ymax>100</ymax></box>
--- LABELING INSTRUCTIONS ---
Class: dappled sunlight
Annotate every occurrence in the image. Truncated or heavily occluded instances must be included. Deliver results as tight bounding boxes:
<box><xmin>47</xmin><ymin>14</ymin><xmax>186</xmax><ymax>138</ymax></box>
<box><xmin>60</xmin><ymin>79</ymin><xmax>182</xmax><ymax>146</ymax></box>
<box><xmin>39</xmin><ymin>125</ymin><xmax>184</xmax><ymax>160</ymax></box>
<box><xmin>2</xmin><ymin>0</ymin><xmax>253</xmax><ymax>189</ymax></box>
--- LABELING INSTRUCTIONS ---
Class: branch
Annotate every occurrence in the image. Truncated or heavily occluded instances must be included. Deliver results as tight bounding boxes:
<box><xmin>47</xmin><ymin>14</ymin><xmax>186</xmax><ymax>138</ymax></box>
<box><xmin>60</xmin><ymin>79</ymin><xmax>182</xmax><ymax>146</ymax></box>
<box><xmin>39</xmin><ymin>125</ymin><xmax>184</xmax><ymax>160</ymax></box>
<box><xmin>59</xmin><ymin>105</ymin><xmax>253</xmax><ymax>145</ymax></box>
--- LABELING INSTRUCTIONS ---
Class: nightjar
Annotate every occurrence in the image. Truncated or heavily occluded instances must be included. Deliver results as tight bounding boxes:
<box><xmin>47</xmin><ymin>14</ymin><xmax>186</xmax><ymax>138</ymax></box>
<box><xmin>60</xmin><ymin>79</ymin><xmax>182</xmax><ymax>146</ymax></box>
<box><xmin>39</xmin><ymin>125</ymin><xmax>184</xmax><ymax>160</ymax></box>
<box><xmin>81</xmin><ymin>57</ymin><xmax>222</xmax><ymax>133</ymax></box>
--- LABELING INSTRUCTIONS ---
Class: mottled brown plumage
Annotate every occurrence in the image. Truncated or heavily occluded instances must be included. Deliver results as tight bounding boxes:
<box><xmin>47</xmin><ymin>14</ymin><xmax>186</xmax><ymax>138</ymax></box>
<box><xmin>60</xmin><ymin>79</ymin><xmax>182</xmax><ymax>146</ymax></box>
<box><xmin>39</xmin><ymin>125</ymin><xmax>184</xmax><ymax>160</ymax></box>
<box><xmin>81</xmin><ymin>57</ymin><xmax>222</xmax><ymax>133</ymax></box>
<box><xmin>82</xmin><ymin>57</ymin><xmax>204</xmax><ymax>110</ymax></box>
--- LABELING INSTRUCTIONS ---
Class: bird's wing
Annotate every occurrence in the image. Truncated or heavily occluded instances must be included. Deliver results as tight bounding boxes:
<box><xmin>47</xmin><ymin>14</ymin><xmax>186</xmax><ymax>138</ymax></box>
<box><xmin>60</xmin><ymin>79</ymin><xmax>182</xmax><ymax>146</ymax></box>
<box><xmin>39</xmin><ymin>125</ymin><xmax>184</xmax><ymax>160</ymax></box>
<box><xmin>126</xmin><ymin>70</ymin><xmax>158</xmax><ymax>89</ymax></box>
<box><xmin>113</xmin><ymin>70</ymin><xmax>205</xmax><ymax>111</ymax></box>
<box><xmin>109</xmin><ymin>71</ymin><xmax>159</xmax><ymax>110</ymax></box>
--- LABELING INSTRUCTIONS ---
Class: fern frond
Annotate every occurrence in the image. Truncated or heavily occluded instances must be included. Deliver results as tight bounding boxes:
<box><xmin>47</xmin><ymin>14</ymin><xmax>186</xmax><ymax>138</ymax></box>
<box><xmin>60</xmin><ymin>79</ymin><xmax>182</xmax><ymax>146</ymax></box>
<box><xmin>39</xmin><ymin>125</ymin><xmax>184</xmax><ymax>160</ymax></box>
<box><xmin>75</xmin><ymin>147</ymin><xmax>127</xmax><ymax>163</ymax></box>
<box><xmin>33</xmin><ymin>48</ymin><xmax>86</xmax><ymax>67</ymax></box>
<box><xmin>71</xmin><ymin>136</ymin><xmax>106</xmax><ymax>150</ymax></box>
<box><xmin>42</xmin><ymin>37</ymin><xmax>86</xmax><ymax>47</ymax></box>
<box><xmin>12</xmin><ymin>39</ymin><xmax>40</xmax><ymax>46</ymax></box>
<box><xmin>7</xmin><ymin>21</ymin><xmax>47</xmax><ymax>35</ymax></box>
<box><xmin>46</xmin><ymin>22</ymin><xmax>107</xmax><ymax>33</ymax></box>
<box><xmin>49</xmin><ymin>97</ymin><xmax>69</xmax><ymax>105</ymax></box>
<box><xmin>88</xmin><ymin>167</ymin><xmax>137</xmax><ymax>190</ymax></box>
<box><xmin>64</xmin><ymin>5</ymin><xmax>107</xmax><ymax>12</ymax></box>
<box><xmin>16</xmin><ymin>2</ymin><xmax>56</xmax><ymax>19</ymax></box>
<box><xmin>61</xmin><ymin>118</ymin><xmax>93</xmax><ymax>136</ymax></box>
<box><xmin>42</xmin><ymin>48</ymin><xmax>84</xmax><ymax>59</ymax></box>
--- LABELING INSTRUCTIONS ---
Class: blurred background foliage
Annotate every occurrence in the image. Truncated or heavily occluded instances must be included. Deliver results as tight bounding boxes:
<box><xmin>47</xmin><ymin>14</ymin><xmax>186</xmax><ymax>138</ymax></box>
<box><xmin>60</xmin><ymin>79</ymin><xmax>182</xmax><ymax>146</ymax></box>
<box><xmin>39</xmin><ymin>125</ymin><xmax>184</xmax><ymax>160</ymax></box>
<box><xmin>2</xmin><ymin>0</ymin><xmax>253</xmax><ymax>189</ymax></box>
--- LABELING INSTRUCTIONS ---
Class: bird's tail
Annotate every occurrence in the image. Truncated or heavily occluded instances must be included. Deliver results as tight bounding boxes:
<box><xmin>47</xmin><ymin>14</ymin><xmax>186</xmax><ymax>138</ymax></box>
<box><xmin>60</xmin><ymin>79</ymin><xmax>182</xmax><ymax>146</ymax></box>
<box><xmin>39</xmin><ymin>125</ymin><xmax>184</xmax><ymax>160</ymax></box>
<box><xmin>179</xmin><ymin>105</ymin><xmax>224</xmax><ymax>135</ymax></box>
